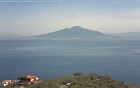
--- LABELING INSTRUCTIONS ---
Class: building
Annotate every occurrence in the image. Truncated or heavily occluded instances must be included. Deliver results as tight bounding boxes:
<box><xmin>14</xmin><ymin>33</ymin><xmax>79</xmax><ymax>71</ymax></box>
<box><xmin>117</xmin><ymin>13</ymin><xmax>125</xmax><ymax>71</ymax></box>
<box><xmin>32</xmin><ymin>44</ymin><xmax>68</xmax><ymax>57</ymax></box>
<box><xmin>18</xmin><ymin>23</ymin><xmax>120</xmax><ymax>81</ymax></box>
<box><xmin>1</xmin><ymin>80</ymin><xmax>12</xmax><ymax>86</ymax></box>
<box><xmin>26</xmin><ymin>75</ymin><xmax>39</xmax><ymax>82</ymax></box>
<box><xmin>17</xmin><ymin>75</ymin><xmax>39</xmax><ymax>85</ymax></box>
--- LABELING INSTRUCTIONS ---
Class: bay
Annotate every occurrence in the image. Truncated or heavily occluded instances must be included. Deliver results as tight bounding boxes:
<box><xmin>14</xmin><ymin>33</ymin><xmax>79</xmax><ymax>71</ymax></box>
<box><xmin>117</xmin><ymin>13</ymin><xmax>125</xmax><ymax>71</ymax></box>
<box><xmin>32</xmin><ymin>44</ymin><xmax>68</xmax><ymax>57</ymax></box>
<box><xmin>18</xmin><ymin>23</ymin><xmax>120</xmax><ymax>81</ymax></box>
<box><xmin>0</xmin><ymin>40</ymin><xmax>140</xmax><ymax>84</ymax></box>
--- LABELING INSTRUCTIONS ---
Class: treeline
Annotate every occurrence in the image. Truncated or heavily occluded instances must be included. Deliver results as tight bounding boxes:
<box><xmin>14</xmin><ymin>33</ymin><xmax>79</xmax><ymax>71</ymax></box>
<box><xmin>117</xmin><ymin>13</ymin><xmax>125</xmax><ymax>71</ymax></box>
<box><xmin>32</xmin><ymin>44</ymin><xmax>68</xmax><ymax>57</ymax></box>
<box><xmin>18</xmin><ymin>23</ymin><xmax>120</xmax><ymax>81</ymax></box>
<box><xmin>3</xmin><ymin>73</ymin><xmax>140</xmax><ymax>88</ymax></box>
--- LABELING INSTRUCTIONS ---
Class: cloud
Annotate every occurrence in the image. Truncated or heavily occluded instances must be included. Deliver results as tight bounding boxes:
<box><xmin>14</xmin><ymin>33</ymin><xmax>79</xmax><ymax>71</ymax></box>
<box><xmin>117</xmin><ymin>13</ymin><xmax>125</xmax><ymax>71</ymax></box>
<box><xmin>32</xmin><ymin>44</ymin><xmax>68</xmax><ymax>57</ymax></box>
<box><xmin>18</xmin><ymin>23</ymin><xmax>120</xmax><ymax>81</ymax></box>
<box><xmin>75</xmin><ymin>13</ymin><xmax>79</xmax><ymax>16</ymax></box>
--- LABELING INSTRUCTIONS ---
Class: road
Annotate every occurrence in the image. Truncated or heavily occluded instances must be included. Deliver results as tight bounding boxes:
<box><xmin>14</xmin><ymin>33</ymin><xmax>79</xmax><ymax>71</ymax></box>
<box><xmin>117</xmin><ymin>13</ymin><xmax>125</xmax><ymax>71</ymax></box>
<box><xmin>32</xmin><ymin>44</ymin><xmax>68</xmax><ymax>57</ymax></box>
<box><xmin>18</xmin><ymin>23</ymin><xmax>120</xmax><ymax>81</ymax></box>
<box><xmin>60</xmin><ymin>85</ymin><xmax>68</xmax><ymax>88</ymax></box>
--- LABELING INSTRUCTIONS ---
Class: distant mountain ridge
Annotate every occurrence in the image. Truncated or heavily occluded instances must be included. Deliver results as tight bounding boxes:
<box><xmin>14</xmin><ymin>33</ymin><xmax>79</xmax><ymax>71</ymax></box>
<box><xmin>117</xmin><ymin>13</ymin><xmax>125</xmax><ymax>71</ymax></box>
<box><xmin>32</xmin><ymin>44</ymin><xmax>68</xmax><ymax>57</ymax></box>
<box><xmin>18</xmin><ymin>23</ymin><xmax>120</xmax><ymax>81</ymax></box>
<box><xmin>1</xmin><ymin>26</ymin><xmax>140</xmax><ymax>40</ymax></box>
<box><xmin>35</xmin><ymin>26</ymin><xmax>107</xmax><ymax>38</ymax></box>
<box><xmin>2</xmin><ymin>26</ymin><xmax>140</xmax><ymax>40</ymax></box>
<box><xmin>32</xmin><ymin>26</ymin><xmax>117</xmax><ymax>40</ymax></box>
<box><xmin>106</xmin><ymin>32</ymin><xmax>140</xmax><ymax>38</ymax></box>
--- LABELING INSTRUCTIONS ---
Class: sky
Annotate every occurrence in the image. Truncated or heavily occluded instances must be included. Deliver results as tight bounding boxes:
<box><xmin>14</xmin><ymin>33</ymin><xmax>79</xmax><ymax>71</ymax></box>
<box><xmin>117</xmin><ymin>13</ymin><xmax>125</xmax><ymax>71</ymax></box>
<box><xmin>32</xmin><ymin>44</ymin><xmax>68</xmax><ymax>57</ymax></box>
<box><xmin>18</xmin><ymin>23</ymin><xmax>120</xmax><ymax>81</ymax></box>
<box><xmin>0</xmin><ymin>0</ymin><xmax>140</xmax><ymax>38</ymax></box>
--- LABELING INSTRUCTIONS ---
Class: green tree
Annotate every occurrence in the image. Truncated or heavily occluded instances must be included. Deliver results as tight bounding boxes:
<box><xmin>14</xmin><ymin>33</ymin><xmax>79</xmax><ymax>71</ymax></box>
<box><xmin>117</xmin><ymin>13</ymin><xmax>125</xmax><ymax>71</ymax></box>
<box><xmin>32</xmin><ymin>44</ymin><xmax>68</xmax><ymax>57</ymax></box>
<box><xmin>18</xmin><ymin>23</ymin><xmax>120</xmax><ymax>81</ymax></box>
<box><xmin>74</xmin><ymin>72</ymin><xmax>83</xmax><ymax>76</ymax></box>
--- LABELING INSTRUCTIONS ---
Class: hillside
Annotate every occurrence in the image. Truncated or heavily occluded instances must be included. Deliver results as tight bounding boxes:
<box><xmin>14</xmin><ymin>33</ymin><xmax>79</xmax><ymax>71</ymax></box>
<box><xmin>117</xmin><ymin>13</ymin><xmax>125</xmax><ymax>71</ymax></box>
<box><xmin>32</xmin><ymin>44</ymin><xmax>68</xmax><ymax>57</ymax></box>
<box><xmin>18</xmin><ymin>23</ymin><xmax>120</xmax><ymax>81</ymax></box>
<box><xmin>31</xmin><ymin>26</ymin><xmax>117</xmax><ymax>40</ymax></box>
<box><xmin>4</xmin><ymin>73</ymin><xmax>140</xmax><ymax>88</ymax></box>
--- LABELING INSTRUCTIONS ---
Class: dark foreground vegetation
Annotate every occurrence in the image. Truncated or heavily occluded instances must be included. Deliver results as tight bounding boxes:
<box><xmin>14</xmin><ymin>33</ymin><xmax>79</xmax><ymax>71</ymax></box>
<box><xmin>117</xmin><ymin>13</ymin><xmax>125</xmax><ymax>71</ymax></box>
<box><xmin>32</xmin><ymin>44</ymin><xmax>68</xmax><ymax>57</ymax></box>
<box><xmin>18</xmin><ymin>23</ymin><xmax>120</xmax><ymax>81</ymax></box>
<box><xmin>2</xmin><ymin>73</ymin><xmax>140</xmax><ymax>88</ymax></box>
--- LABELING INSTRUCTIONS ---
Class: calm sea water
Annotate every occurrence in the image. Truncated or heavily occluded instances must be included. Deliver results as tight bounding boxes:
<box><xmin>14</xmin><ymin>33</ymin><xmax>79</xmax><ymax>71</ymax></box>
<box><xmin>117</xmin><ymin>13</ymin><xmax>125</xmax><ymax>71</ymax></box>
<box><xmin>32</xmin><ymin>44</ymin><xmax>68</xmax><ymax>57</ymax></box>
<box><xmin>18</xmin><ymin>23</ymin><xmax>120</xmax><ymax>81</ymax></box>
<box><xmin>0</xmin><ymin>40</ymin><xmax>140</xmax><ymax>84</ymax></box>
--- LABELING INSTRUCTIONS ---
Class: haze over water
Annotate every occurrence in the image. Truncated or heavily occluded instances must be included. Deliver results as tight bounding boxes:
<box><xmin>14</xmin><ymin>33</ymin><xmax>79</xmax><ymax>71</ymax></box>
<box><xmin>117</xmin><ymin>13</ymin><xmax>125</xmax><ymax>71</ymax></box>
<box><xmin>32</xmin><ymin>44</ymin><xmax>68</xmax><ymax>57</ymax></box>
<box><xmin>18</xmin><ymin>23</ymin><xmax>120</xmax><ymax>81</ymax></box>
<box><xmin>0</xmin><ymin>40</ymin><xmax>140</xmax><ymax>84</ymax></box>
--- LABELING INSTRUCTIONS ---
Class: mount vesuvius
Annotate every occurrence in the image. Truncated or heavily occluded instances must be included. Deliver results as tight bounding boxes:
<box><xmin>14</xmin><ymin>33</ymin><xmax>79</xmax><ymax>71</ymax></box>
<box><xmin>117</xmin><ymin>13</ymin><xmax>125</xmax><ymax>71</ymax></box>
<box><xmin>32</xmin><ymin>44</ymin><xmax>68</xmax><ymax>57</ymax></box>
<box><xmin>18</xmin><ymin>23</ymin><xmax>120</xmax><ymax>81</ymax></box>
<box><xmin>31</xmin><ymin>26</ymin><xmax>117</xmax><ymax>40</ymax></box>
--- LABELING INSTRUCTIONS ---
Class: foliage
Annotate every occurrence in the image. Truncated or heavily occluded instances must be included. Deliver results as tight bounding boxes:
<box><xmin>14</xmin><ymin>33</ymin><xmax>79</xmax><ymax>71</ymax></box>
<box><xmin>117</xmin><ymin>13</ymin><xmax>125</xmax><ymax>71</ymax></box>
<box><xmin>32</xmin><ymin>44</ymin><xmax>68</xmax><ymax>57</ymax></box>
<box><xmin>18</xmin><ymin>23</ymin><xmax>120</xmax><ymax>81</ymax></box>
<box><xmin>2</xmin><ymin>73</ymin><xmax>140</xmax><ymax>88</ymax></box>
<box><xmin>17</xmin><ymin>76</ymin><xmax>30</xmax><ymax>82</ymax></box>
<box><xmin>74</xmin><ymin>72</ymin><xmax>83</xmax><ymax>76</ymax></box>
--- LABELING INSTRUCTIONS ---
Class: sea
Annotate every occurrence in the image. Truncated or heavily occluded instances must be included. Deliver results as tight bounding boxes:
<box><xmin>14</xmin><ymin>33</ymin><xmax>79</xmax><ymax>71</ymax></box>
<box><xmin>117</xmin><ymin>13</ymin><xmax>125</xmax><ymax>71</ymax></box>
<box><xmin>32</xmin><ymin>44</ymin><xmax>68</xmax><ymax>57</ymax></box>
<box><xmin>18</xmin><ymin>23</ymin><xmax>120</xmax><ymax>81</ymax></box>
<box><xmin>0</xmin><ymin>40</ymin><xmax>140</xmax><ymax>84</ymax></box>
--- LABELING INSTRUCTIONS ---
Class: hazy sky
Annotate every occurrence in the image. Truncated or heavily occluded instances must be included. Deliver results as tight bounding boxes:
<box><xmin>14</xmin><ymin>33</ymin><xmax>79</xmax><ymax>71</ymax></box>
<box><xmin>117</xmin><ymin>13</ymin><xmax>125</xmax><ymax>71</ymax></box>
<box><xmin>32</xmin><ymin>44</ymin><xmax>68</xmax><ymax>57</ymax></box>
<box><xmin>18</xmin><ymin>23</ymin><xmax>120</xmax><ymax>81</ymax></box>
<box><xmin>0</xmin><ymin>0</ymin><xmax>140</xmax><ymax>37</ymax></box>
